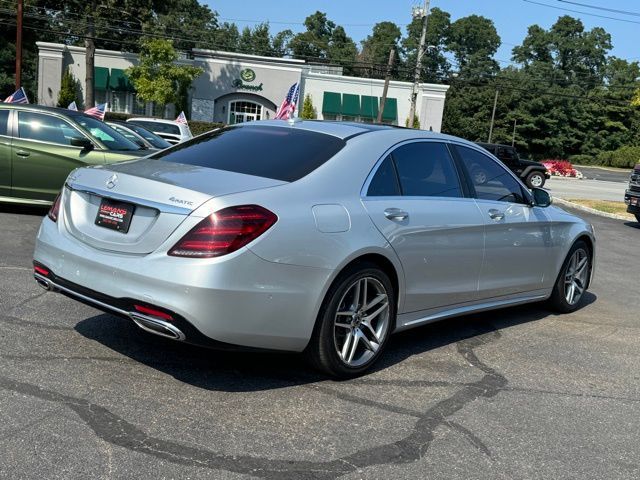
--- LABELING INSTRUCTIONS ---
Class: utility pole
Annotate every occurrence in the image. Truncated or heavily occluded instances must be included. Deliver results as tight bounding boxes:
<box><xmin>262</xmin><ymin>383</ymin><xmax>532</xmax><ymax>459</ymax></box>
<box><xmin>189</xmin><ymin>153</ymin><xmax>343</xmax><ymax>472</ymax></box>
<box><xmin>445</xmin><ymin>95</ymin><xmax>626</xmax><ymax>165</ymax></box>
<box><xmin>408</xmin><ymin>0</ymin><xmax>430</xmax><ymax>129</ymax></box>
<box><xmin>488</xmin><ymin>88</ymin><xmax>499</xmax><ymax>143</ymax></box>
<box><xmin>511</xmin><ymin>118</ymin><xmax>517</xmax><ymax>147</ymax></box>
<box><xmin>15</xmin><ymin>0</ymin><xmax>23</xmax><ymax>89</ymax></box>
<box><xmin>377</xmin><ymin>48</ymin><xmax>395</xmax><ymax>124</ymax></box>
<box><xmin>85</xmin><ymin>1</ymin><xmax>97</xmax><ymax>108</ymax></box>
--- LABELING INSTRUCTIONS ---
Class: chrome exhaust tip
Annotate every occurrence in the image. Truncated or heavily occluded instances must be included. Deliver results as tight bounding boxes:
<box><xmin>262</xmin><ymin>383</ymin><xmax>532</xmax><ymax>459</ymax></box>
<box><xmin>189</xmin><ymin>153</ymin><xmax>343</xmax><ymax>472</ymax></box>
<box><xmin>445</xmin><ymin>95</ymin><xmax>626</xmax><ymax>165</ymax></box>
<box><xmin>129</xmin><ymin>313</ymin><xmax>185</xmax><ymax>341</ymax></box>
<box><xmin>35</xmin><ymin>277</ymin><xmax>51</xmax><ymax>291</ymax></box>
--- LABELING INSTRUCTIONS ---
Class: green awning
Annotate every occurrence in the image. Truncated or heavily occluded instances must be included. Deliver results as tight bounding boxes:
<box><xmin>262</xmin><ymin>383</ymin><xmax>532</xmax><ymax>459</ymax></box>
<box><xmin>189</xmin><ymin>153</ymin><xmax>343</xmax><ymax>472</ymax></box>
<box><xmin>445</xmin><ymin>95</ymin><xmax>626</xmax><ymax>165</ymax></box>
<box><xmin>94</xmin><ymin>67</ymin><xmax>109</xmax><ymax>90</ymax></box>
<box><xmin>342</xmin><ymin>94</ymin><xmax>360</xmax><ymax>117</ymax></box>
<box><xmin>381</xmin><ymin>97</ymin><xmax>398</xmax><ymax>122</ymax></box>
<box><xmin>360</xmin><ymin>95</ymin><xmax>379</xmax><ymax>119</ymax></box>
<box><xmin>109</xmin><ymin>68</ymin><xmax>134</xmax><ymax>91</ymax></box>
<box><xmin>322</xmin><ymin>91</ymin><xmax>341</xmax><ymax>115</ymax></box>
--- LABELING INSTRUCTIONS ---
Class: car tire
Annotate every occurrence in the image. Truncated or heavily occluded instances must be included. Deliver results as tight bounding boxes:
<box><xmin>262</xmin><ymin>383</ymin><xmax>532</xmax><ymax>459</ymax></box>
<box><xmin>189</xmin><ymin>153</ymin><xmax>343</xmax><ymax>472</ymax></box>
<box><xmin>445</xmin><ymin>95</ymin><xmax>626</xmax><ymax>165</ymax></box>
<box><xmin>547</xmin><ymin>240</ymin><xmax>591</xmax><ymax>313</ymax></box>
<box><xmin>526</xmin><ymin>171</ymin><xmax>546</xmax><ymax>189</ymax></box>
<box><xmin>306</xmin><ymin>262</ymin><xmax>395</xmax><ymax>378</ymax></box>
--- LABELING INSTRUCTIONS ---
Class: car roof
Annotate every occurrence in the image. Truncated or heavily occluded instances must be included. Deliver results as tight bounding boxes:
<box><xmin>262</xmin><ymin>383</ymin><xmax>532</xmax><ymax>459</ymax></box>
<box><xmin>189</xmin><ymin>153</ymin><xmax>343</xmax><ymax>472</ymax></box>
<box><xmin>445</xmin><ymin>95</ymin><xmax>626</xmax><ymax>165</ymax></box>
<box><xmin>127</xmin><ymin>117</ymin><xmax>182</xmax><ymax>126</ymax></box>
<box><xmin>242</xmin><ymin>119</ymin><xmax>471</xmax><ymax>144</ymax></box>
<box><xmin>0</xmin><ymin>102</ymin><xmax>95</xmax><ymax>120</ymax></box>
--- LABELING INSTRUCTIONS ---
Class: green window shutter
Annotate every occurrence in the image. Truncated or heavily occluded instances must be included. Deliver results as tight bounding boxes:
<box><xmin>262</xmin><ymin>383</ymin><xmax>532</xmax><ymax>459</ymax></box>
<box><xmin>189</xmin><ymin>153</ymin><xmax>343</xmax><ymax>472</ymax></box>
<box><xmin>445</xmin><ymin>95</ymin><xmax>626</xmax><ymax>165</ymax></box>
<box><xmin>341</xmin><ymin>94</ymin><xmax>360</xmax><ymax>117</ymax></box>
<box><xmin>360</xmin><ymin>95</ymin><xmax>379</xmax><ymax>119</ymax></box>
<box><xmin>109</xmin><ymin>69</ymin><xmax>134</xmax><ymax>91</ymax></box>
<box><xmin>322</xmin><ymin>92</ymin><xmax>341</xmax><ymax>115</ymax></box>
<box><xmin>382</xmin><ymin>97</ymin><xmax>398</xmax><ymax>122</ymax></box>
<box><xmin>94</xmin><ymin>67</ymin><xmax>109</xmax><ymax>90</ymax></box>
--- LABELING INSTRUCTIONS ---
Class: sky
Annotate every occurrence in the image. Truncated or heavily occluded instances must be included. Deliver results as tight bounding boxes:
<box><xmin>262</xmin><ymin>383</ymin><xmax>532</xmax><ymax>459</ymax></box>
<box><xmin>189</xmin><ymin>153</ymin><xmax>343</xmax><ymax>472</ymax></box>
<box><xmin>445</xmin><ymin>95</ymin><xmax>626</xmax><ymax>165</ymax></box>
<box><xmin>204</xmin><ymin>0</ymin><xmax>639</xmax><ymax>65</ymax></box>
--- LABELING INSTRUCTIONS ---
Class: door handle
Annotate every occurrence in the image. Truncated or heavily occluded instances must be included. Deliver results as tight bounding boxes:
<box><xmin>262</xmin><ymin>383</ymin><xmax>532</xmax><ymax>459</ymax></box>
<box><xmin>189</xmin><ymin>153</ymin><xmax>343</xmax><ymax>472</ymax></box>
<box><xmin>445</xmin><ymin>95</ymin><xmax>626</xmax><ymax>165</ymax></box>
<box><xmin>384</xmin><ymin>208</ymin><xmax>409</xmax><ymax>221</ymax></box>
<box><xmin>15</xmin><ymin>150</ymin><xmax>30</xmax><ymax>157</ymax></box>
<box><xmin>488</xmin><ymin>209</ymin><xmax>505</xmax><ymax>221</ymax></box>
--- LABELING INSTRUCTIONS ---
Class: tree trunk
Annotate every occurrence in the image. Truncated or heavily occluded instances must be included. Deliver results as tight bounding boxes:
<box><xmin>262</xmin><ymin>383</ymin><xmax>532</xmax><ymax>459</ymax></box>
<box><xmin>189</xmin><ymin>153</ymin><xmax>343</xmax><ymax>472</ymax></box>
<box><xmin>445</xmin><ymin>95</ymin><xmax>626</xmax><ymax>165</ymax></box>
<box><xmin>84</xmin><ymin>2</ymin><xmax>97</xmax><ymax>108</ymax></box>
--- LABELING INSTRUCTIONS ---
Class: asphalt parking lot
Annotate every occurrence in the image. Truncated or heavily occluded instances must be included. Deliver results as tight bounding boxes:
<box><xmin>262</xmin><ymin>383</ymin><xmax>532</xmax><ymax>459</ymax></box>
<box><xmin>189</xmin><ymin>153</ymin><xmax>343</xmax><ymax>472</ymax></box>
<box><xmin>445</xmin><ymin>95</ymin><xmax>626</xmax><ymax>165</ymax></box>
<box><xmin>1</xmin><ymin>204</ymin><xmax>639</xmax><ymax>479</ymax></box>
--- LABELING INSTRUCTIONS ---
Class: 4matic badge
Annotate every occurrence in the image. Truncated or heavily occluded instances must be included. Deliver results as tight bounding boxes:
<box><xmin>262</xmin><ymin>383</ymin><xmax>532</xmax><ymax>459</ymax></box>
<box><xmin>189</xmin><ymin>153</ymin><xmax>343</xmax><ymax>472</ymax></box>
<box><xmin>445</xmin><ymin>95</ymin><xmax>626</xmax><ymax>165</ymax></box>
<box><xmin>169</xmin><ymin>197</ymin><xmax>194</xmax><ymax>206</ymax></box>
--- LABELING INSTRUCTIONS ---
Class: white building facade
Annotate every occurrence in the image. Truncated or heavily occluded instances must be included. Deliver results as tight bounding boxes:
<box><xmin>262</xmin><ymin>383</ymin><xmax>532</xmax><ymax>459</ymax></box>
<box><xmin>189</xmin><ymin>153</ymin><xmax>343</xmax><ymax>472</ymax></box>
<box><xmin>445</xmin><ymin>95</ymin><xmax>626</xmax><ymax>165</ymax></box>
<box><xmin>37</xmin><ymin>42</ymin><xmax>449</xmax><ymax>131</ymax></box>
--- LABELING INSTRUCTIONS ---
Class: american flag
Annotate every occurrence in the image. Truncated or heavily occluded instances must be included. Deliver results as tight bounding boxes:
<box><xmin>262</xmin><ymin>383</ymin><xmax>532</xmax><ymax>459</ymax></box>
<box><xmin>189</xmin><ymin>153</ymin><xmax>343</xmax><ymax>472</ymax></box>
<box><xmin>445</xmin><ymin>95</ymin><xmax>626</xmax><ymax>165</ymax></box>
<box><xmin>68</xmin><ymin>101</ymin><xmax>78</xmax><ymax>111</ymax></box>
<box><xmin>175</xmin><ymin>111</ymin><xmax>188</xmax><ymax>124</ymax></box>
<box><xmin>275</xmin><ymin>83</ymin><xmax>300</xmax><ymax>120</ymax></box>
<box><xmin>3</xmin><ymin>87</ymin><xmax>29</xmax><ymax>104</ymax></box>
<box><xmin>84</xmin><ymin>103</ymin><xmax>107</xmax><ymax>121</ymax></box>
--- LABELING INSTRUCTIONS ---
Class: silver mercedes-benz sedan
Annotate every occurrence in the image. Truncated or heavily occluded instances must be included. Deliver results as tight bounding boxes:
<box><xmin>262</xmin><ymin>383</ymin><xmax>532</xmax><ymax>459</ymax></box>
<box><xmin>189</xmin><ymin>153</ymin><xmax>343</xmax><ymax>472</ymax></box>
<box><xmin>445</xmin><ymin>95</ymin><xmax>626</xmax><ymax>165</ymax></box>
<box><xmin>33</xmin><ymin>120</ymin><xmax>595</xmax><ymax>377</ymax></box>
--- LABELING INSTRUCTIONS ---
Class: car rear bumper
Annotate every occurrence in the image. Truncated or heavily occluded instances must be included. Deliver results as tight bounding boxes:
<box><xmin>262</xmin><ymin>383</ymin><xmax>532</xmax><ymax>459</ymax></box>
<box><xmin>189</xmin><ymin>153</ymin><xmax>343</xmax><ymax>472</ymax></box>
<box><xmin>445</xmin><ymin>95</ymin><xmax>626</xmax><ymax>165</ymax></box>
<box><xmin>33</xmin><ymin>217</ymin><xmax>332</xmax><ymax>352</ymax></box>
<box><xmin>624</xmin><ymin>189</ymin><xmax>640</xmax><ymax>214</ymax></box>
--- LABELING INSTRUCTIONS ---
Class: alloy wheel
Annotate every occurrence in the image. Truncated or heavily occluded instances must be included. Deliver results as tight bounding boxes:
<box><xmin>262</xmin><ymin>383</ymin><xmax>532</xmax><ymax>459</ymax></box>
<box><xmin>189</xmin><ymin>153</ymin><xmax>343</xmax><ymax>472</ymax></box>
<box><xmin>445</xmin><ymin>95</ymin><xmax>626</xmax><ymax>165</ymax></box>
<box><xmin>564</xmin><ymin>248</ymin><xmax>589</xmax><ymax>305</ymax></box>
<box><xmin>530</xmin><ymin>173</ymin><xmax>544</xmax><ymax>187</ymax></box>
<box><xmin>333</xmin><ymin>277</ymin><xmax>390</xmax><ymax>368</ymax></box>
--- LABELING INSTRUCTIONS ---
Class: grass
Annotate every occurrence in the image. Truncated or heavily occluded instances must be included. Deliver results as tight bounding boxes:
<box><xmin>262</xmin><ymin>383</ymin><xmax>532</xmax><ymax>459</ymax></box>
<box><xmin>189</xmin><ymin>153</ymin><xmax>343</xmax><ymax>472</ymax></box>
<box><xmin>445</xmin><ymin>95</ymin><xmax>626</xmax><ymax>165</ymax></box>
<box><xmin>567</xmin><ymin>199</ymin><xmax>635</xmax><ymax>219</ymax></box>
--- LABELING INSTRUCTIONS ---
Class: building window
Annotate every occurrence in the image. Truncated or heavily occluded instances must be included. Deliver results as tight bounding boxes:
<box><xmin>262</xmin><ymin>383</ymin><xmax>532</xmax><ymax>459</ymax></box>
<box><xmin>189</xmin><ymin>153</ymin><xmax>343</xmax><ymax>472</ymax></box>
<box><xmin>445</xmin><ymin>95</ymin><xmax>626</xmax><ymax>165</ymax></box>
<box><xmin>229</xmin><ymin>101</ymin><xmax>262</xmax><ymax>124</ymax></box>
<box><xmin>110</xmin><ymin>91</ymin><xmax>128</xmax><ymax>113</ymax></box>
<box><xmin>94</xmin><ymin>89</ymin><xmax>107</xmax><ymax>106</ymax></box>
<box><xmin>132</xmin><ymin>95</ymin><xmax>147</xmax><ymax>115</ymax></box>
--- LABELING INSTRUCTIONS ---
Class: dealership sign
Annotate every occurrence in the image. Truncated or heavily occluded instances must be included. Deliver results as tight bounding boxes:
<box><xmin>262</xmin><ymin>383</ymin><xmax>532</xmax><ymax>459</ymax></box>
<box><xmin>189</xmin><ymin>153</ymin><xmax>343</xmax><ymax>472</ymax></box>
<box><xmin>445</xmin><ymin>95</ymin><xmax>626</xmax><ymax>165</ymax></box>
<box><xmin>232</xmin><ymin>68</ymin><xmax>263</xmax><ymax>91</ymax></box>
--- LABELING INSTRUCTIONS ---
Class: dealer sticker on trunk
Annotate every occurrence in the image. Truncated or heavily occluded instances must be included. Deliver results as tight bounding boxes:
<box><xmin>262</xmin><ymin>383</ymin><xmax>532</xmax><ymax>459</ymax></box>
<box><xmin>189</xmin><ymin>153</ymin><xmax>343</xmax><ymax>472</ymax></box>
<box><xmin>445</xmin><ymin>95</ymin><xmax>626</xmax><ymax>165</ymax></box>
<box><xmin>95</xmin><ymin>198</ymin><xmax>135</xmax><ymax>233</ymax></box>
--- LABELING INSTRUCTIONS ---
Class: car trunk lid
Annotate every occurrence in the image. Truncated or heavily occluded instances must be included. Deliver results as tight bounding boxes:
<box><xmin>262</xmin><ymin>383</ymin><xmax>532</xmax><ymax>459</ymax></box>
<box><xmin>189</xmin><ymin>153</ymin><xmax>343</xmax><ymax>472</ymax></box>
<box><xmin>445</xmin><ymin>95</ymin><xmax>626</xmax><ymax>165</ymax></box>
<box><xmin>62</xmin><ymin>159</ymin><xmax>287</xmax><ymax>254</ymax></box>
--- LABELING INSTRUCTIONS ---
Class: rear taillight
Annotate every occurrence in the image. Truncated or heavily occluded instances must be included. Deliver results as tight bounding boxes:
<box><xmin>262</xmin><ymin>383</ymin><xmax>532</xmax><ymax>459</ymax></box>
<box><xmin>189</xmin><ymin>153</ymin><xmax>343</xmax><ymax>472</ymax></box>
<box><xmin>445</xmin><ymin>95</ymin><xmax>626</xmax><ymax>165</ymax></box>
<box><xmin>168</xmin><ymin>205</ymin><xmax>277</xmax><ymax>258</ymax></box>
<box><xmin>47</xmin><ymin>192</ymin><xmax>61</xmax><ymax>222</ymax></box>
<box><xmin>133</xmin><ymin>304</ymin><xmax>173</xmax><ymax>321</ymax></box>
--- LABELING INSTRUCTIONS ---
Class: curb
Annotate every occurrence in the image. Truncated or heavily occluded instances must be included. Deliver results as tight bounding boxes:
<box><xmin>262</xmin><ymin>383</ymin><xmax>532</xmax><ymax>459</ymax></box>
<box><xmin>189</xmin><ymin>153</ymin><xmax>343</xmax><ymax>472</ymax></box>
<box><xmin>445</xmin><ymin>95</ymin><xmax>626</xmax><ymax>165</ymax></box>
<box><xmin>553</xmin><ymin>197</ymin><xmax>635</xmax><ymax>222</ymax></box>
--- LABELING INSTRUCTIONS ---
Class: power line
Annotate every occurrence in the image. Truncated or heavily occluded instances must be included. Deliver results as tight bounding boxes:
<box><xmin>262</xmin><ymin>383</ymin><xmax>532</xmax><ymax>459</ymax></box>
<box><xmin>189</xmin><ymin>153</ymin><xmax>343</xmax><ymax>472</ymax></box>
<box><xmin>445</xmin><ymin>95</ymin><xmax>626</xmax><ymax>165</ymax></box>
<box><xmin>557</xmin><ymin>1</ymin><xmax>640</xmax><ymax>17</ymax></box>
<box><xmin>523</xmin><ymin>0</ymin><xmax>640</xmax><ymax>25</ymax></box>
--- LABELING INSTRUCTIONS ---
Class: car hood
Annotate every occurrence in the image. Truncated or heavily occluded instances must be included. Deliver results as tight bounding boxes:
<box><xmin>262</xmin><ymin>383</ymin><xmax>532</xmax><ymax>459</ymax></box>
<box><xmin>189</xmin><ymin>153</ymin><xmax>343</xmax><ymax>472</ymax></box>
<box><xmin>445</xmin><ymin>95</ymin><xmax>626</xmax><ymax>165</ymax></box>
<box><xmin>520</xmin><ymin>158</ymin><xmax>547</xmax><ymax>169</ymax></box>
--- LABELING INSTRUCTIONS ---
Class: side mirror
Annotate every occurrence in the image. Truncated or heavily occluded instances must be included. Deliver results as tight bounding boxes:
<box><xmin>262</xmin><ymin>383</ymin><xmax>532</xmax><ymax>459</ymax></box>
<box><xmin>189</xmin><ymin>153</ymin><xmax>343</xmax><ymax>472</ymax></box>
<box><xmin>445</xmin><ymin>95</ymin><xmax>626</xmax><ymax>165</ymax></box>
<box><xmin>531</xmin><ymin>187</ymin><xmax>552</xmax><ymax>207</ymax></box>
<box><xmin>70</xmin><ymin>137</ymin><xmax>94</xmax><ymax>151</ymax></box>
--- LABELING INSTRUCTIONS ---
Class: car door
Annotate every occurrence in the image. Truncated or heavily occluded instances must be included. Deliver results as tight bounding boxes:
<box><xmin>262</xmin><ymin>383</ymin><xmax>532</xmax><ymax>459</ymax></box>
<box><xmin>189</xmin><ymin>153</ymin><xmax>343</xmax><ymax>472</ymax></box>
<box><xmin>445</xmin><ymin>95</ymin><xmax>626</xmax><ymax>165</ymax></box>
<box><xmin>451</xmin><ymin>143</ymin><xmax>551</xmax><ymax>298</ymax></box>
<box><xmin>362</xmin><ymin>141</ymin><xmax>485</xmax><ymax>313</ymax></box>
<box><xmin>0</xmin><ymin>109</ymin><xmax>11</xmax><ymax>198</ymax></box>
<box><xmin>11</xmin><ymin>111</ymin><xmax>105</xmax><ymax>202</ymax></box>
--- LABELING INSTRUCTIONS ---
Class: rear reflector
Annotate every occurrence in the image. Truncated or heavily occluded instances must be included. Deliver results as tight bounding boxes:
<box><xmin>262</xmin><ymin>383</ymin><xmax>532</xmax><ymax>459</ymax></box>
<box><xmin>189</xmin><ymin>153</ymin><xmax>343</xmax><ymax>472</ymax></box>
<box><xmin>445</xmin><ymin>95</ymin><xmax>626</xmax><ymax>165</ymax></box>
<box><xmin>34</xmin><ymin>265</ymin><xmax>50</xmax><ymax>276</ymax></box>
<box><xmin>168</xmin><ymin>205</ymin><xmax>277</xmax><ymax>258</ymax></box>
<box><xmin>47</xmin><ymin>192</ymin><xmax>61</xmax><ymax>222</ymax></box>
<box><xmin>133</xmin><ymin>304</ymin><xmax>173</xmax><ymax>321</ymax></box>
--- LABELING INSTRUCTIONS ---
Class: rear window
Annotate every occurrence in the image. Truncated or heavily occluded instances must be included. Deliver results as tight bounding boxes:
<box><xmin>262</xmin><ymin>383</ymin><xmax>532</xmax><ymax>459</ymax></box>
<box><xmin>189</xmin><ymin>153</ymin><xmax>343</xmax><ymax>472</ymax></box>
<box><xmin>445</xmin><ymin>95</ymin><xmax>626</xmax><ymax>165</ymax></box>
<box><xmin>151</xmin><ymin>125</ymin><xmax>346</xmax><ymax>182</ymax></box>
<box><xmin>129</xmin><ymin>120</ymin><xmax>180</xmax><ymax>135</ymax></box>
<box><xmin>0</xmin><ymin>109</ymin><xmax>8</xmax><ymax>136</ymax></box>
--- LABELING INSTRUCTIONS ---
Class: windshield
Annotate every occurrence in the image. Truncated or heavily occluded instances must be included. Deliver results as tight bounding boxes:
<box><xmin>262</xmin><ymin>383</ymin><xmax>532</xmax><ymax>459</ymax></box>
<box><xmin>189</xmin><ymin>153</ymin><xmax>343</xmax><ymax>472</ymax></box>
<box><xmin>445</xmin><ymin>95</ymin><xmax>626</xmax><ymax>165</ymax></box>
<box><xmin>75</xmin><ymin>116</ymin><xmax>142</xmax><ymax>151</ymax></box>
<box><xmin>109</xmin><ymin>124</ymin><xmax>147</xmax><ymax>149</ymax></box>
<box><xmin>129</xmin><ymin>120</ymin><xmax>181</xmax><ymax>136</ymax></box>
<box><xmin>151</xmin><ymin>125</ymin><xmax>346</xmax><ymax>182</ymax></box>
<box><xmin>124</xmin><ymin>123</ymin><xmax>172</xmax><ymax>149</ymax></box>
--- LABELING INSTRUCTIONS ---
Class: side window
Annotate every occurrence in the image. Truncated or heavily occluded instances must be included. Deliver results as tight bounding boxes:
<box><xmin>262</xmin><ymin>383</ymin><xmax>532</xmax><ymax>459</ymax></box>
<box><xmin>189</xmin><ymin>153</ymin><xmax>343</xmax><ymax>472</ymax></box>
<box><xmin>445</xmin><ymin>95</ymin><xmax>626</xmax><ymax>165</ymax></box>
<box><xmin>0</xmin><ymin>110</ymin><xmax>9</xmax><ymax>136</ymax></box>
<box><xmin>367</xmin><ymin>155</ymin><xmax>401</xmax><ymax>196</ymax></box>
<box><xmin>454</xmin><ymin>145</ymin><xmax>527</xmax><ymax>204</ymax></box>
<box><xmin>391</xmin><ymin>142</ymin><xmax>462</xmax><ymax>198</ymax></box>
<box><xmin>18</xmin><ymin>112</ymin><xmax>83</xmax><ymax>146</ymax></box>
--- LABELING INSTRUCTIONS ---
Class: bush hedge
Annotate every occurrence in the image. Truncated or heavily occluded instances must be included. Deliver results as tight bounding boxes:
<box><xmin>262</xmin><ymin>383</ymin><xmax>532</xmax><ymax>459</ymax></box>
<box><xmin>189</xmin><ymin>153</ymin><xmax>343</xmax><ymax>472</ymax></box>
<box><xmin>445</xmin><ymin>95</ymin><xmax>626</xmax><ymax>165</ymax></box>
<box><xmin>104</xmin><ymin>112</ymin><xmax>224</xmax><ymax>136</ymax></box>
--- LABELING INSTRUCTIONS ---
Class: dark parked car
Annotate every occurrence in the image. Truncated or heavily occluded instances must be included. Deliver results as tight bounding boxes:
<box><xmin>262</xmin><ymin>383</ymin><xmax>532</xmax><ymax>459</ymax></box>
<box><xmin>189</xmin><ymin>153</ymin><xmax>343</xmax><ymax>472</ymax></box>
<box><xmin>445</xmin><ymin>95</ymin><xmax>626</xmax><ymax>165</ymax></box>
<box><xmin>624</xmin><ymin>164</ymin><xmax>640</xmax><ymax>222</ymax></box>
<box><xmin>476</xmin><ymin>143</ymin><xmax>550</xmax><ymax>188</ymax></box>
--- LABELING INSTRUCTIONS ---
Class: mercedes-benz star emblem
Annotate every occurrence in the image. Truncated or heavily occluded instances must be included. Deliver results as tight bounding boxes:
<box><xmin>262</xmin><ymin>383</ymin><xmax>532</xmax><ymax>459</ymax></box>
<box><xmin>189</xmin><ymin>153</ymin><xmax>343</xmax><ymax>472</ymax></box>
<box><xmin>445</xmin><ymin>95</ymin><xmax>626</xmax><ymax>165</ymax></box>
<box><xmin>106</xmin><ymin>173</ymin><xmax>118</xmax><ymax>189</ymax></box>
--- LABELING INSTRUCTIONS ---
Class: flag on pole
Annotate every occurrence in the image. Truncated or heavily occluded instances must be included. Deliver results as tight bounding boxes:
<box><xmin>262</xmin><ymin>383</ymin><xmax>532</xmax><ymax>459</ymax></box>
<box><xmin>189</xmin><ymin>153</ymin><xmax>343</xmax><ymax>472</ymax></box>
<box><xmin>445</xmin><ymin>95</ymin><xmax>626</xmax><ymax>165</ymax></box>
<box><xmin>84</xmin><ymin>103</ymin><xmax>107</xmax><ymax>121</ymax></box>
<box><xmin>175</xmin><ymin>111</ymin><xmax>188</xmax><ymax>125</ymax></box>
<box><xmin>275</xmin><ymin>83</ymin><xmax>300</xmax><ymax>120</ymax></box>
<box><xmin>67</xmin><ymin>101</ymin><xmax>78</xmax><ymax>111</ymax></box>
<box><xmin>3</xmin><ymin>87</ymin><xmax>29</xmax><ymax>104</ymax></box>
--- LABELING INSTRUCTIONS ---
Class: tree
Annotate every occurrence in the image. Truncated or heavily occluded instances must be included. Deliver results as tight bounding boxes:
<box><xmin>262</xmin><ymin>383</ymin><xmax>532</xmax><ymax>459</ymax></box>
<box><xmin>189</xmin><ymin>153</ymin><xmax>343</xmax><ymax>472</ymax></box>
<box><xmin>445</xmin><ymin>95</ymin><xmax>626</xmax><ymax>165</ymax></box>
<box><xmin>126</xmin><ymin>38</ymin><xmax>203</xmax><ymax>117</ymax></box>
<box><xmin>402</xmin><ymin>7</ymin><xmax>451</xmax><ymax>82</ymax></box>
<box><xmin>300</xmin><ymin>94</ymin><xmax>317</xmax><ymax>119</ymax></box>
<box><xmin>360</xmin><ymin>22</ymin><xmax>402</xmax><ymax>79</ymax></box>
<box><xmin>327</xmin><ymin>26</ymin><xmax>358</xmax><ymax>74</ymax></box>
<box><xmin>272</xmin><ymin>29</ymin><xmax>294</xmax><ymax>57</ymax></box>
<box><xmin>57</xmin><ymin>68</ymin><xmax>80</xmax><ymax>108</ymax></box>
<box><xmin>213</xmin><ymin>23</ymin><xmax>241</xmax><ymax>52</ymax></box>
<box><xmin>447</xmin><ymin>15</ymin><xmax>501</xmax><ymax>79</ymax></box>
<box><xmin>289</xmin><ymin>11</ymin><xmax>336</xmax><ymax>60</ymax></box>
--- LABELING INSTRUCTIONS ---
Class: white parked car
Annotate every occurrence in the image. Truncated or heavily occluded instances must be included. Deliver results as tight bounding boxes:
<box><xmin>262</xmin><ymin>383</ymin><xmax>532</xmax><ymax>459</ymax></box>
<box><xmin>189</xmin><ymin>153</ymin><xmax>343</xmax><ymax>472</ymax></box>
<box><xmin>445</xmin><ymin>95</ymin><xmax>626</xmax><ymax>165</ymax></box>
<box><xmin>126</xmin><ymin>117</ymin><xmax>192</xmax><ymax>145</ymax></box>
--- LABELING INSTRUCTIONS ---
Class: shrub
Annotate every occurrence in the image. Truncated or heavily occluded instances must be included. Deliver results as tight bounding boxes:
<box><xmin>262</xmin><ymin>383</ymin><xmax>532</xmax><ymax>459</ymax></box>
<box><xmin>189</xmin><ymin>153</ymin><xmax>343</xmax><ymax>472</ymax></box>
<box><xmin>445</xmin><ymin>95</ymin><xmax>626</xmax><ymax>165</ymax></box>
<box><xmin>188</xmin><ymin>120</ymin><xmax>225</xmax><ymax>136</ymax></box>
<box><xmin>104</xmin><ymin>112</ymin><xmax>133</xmax><ymax>122</ymax></box>
<box><xmin>567</xmin><ymin>154</ymin><xmax>595</xmax><ymax>166</ymax></box>
<box><xmin>541</xmin><ymin>159</ymin><xmax>581</xmax><ymax>177</ymax></box>
<box><xmin>609</xmin><ymin>146</ymin><xmax>640</xmax><ymax>169</ymax></box>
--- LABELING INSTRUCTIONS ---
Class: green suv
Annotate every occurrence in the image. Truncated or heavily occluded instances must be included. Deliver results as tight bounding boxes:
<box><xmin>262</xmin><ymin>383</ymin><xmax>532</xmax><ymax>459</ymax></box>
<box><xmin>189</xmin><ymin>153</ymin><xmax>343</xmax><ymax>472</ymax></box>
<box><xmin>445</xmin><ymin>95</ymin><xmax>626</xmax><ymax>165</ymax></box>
<box><xmin>0</xmin><ymin>104</ymin><xmax>148</xmax><ymax>205</ymax></box>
